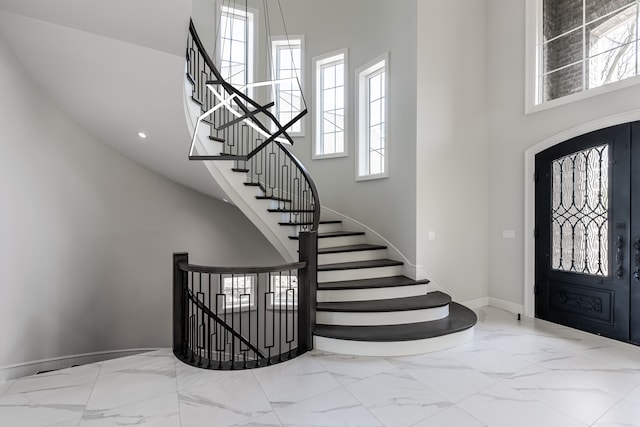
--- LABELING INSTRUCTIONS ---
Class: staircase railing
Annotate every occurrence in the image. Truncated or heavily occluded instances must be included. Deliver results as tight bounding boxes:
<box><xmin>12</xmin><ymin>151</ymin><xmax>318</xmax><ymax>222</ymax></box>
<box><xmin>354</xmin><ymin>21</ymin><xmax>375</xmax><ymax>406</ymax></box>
<box><xmin>186</xmin><ymin>20</ymin><xmax>320</xmax><ymax>234</ymax></box>
<box><xmin>173</xmin><ymin>251</ymin><xmax>315</xmax><ymax>369</ymax></box>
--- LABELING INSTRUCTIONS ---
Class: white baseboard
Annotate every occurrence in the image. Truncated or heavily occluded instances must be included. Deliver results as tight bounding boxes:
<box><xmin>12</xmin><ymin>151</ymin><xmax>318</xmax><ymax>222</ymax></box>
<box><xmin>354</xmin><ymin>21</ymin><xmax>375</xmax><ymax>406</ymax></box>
<box><xmin>461</xmin><ymin>297</ymin><xmax>525</xmax><ymax>317</ymax></box>
<box><xmin>0</xmin><ymin>348</ymin><xmax>160</xmax><ymax>382</ymax></box>
<box><xmin>462</xmin><ymin>297</ymin><xmax>490</xmax><ymax>309</ymax></box>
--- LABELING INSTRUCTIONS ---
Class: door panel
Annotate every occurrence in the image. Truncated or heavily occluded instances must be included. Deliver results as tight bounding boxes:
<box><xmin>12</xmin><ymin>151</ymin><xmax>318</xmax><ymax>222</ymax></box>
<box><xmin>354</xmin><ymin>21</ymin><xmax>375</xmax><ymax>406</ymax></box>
<box><xmin>535</xmin><ymin>124</ymin><xmax>631</xmax><ymax>342</ymax></box>
<box><xmin>630</xmin><ymin>122</ymin><xmax>640</xmax><ymax>344</ymax></box>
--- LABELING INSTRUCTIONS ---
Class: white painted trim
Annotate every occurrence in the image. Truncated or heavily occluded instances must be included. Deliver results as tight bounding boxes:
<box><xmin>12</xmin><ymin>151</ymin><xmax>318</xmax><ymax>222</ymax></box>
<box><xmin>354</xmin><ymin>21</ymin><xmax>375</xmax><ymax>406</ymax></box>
<box><xmin>489</xmin><ymin>297</ymin><xmax>524</xmax><ymax>316</ymax></box>
<box><xmin>462</xmin><ymin>297</ymin><xmax>489</xmax><ymax>310</ymax></box>
<box><xmin>0</xmin><ymin>348</ymin><xmax>159</xmax><ymax>382</ymax></box>
<box><xmin>523</xmin><ymin>110</ymin><xmax>640</xmax><ymax>317</ymax></box>
<box><xmin>316</xmin><ymin>305</ymin><xmax>449</xmax><ymax>326</ymax></box>
<box><xmin>317</xmin><ymin>283</ymin><xmax>430</xmax><ymax>303</ymax></box>
<box><xmin>313</xmin><ymin>327</ymin><xmax>474</xmax><ymax>356</ymax></box>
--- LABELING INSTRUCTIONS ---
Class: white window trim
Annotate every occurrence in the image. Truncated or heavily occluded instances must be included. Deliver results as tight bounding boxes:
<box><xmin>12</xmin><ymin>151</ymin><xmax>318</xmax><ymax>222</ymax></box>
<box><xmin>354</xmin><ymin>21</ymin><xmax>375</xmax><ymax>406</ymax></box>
<box><xmin>525</xmin><ymin>0</ymin><xmax>640</xmax><ymax>114</ymax></box>
<box><xmin>270</xmin><ymin>35</ymin><xmax>306</xmax><ymax>137</ymax></box>
<box><xmin>312</xmin><ymin>48</ymin><xmax>349</xmax><ymax>160</ymax></box>
<box><xmin>216</xmin><ymin>2</ymin><xmax>258</xmax><ymax>95</ymax></box>
<box><xmin>356</xmin><ymin>53</ymin><xmax>389</xmax><ymax>181</ymax></box>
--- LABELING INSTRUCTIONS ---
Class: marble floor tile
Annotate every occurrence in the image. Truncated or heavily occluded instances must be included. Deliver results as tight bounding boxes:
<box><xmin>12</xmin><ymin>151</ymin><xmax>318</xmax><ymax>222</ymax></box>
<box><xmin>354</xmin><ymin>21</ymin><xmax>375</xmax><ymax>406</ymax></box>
<box><xmin>253</xmin><ymin>354</ymin><xmax>341</xmax><ymax>405</ymax></box>
<box><xmin>274</xmin><ymin>387</ymin><xmax>383</xmax><ymax>426</ymax></box>
<box><xmin>230</xmin><ymin>411</ymin><xmax>283</xmax><ymax>426</ymax></box>
<box><xmin>503</xmin><ymin>365</ymin><xmax>619</xmax><ymax>425</ymax></box>
<box><xmin>458</xmin><ymin>382</ymin><xmax>588</xmax><ymax>427</ymax></box>
<box><xmin>85</xmin><ymin>353</ymin><xmax>177</xmax><ymax>411</ymax></box>
<box><xmin>445</xmin><ymin>345</ymin><xmax>535</xmax><ymax>379</ymax></box>
<box><xmin>0</xmin><ymin>380</ymin><xmax>14</xmax><ymax>398</ymax></box>
<box><xmin>592</xmin><ymin>399</ymin><xmax>640</xmax><ymax>427</ymax></box>
<box><xmin>179</xmin><ymin>369</ymin><xmax>274</xmax><ymax>427</ymax></box>
<box><xmin>311</xmin><ymin>351</ymin><xmax>395</xmax><ymax>386</ymax></box>
<box><xmin>79</xmin><ymin>392</ymin><xmax>180</xmax><ymax>427</ymax></box>
<box><xmin>391</xmin><ymin>356</ymin><xmax>497</xmax><ymax>403</ymax></box>
<box><xmin>411</xmin><ymin>406</ymin><xmax>486</xmax><ymax>427</ymax></box>
<box><xmin>46</xmin><ymin>419</ymin><xmax>81</xmax><ymax>427</ymax></box>
<box><xmin>345</xmin><ymin>369</ymin><xmax>451</xmax><ymax>427</ymax></box>
<box><xmin>626</xmin><ymin>385</ymin><xmax>640</xmax><ymax>406</ymax></box>
<box><xmin>0</xmin><ymin>364</ymin><xmax>101</xmax><ymax>427</ymax></box>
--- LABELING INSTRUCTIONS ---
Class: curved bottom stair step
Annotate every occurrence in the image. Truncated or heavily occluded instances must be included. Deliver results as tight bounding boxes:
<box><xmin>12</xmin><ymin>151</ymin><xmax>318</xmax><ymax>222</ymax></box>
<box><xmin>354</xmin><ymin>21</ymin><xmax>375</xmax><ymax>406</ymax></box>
<box><xmin>317</xmin><ymin>276</ymin><xmax>430</xmax><ymax>303</ymax></box>
<box><xmin>313</xmin><ymin>302</ymin><xmax>477</xmax><ymax>356</ymax></box>
<box><xmin>316</xmin><ymin>292</ymin><xmax>452</xmax><ymax>326</ymax></box>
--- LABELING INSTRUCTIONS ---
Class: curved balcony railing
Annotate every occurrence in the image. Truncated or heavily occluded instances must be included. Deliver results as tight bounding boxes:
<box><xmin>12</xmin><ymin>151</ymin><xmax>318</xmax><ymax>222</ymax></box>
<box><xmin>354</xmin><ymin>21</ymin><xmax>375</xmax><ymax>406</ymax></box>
<box><xmin>186</xmin><ymin>20</ymin><xmax>320</xmax><ymax>234</ymax></box>
<box><xmin>173</xmin><ymin>250</ymin><xmax>315</xmax><ymax>370</ymax></box>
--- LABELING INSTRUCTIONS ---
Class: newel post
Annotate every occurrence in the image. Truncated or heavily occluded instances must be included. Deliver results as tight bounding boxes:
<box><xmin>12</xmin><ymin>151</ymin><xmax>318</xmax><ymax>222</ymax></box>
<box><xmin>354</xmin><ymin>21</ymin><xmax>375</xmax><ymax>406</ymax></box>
<box><xmin>173</xmin><ymin>252</ymin><xmax>189</xmax><ymax>357</ymax></box>
<box><xmin>298</xmin><ymin>232</ymin><xmax>318</xmax><ymax>353</ymax></box>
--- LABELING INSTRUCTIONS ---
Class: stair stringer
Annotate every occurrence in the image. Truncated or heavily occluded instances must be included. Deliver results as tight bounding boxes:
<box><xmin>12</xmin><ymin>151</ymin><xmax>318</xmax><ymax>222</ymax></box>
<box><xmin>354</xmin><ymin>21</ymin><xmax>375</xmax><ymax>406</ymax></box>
<box><xmin>182</xmin><ymin>82</ymin><xmax>298</xmax><ymax>262</ymax></box>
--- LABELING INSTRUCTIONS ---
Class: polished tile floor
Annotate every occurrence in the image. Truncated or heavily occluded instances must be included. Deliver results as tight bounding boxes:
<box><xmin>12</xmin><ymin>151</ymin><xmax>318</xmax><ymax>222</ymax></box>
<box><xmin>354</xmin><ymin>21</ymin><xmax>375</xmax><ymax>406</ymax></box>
<box><xmin>2</xmin><ymin>307</ymin><xmax>640</xmax><ymax>426</ymax></box>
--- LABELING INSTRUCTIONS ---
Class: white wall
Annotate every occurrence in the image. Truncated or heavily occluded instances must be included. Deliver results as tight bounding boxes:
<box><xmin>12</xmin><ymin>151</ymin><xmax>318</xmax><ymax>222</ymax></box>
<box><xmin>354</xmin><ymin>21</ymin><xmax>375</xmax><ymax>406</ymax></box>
<box><xmin>282</xmin><ymin>0</ymin><xmax>418</xmax><ymax>263</ymax></box>
<box><xmin>0</xmin><ymin>33</ymin><xmax>282</xmax><ymax>373</ymax></box>
<box><xmin>487</xmin><ymin>0</ymin><xmax>640</xmax><ymax>308</ymax></box>
<box><xmin>416</xmin><ymin>0</ymin><xmax>490</xmax><ymax>303</ymax></box>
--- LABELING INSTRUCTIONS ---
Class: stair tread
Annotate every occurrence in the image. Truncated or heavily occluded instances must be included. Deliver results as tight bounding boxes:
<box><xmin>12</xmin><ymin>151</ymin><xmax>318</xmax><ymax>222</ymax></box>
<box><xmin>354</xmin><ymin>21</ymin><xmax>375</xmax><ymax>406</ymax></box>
<box><xmin>232</xmin><ymin>168</ymin><xmax>250</xmax><ymax>173</ymax></box>
<box><xmin>268</xmin><ymin>208</ymin><xmax>314</xmax><ymax>213</ymax></box>
<box><xmin>279</xmin><ymin>220</ymin><xmax>341</xmax><ymax>226</ymax></box>
<box><xmin>314</xmin><ymin>302</ymin><xmax>477</xmax><ymax>342</ymax></box>
<box><xmin>290</xmin><ymin>231</ymin><xmax>365</xmax><ymax>240</ymax></box>
<box><xmin>318</xmin><ymin>244</ymin><xmax>387</xmax><ymax>254</ymax></box>
<box><xmin>317</xmin><ymin>292</ymin><xmax>451</xmax><ymax>313</ymax></box>
<box><xmin>318</xmin><ymin>275</ymin><xmax>430</xmax><ymax>291</ymax></box>
<box><xmin>256</xmin><ymin>195</ymin><xmax>291</xmax><ymax>202</ymax></box>
<box><xmin>318</xmin><ymin>259</ymin><xmax>403</xmax><ymax>271</ymax></box>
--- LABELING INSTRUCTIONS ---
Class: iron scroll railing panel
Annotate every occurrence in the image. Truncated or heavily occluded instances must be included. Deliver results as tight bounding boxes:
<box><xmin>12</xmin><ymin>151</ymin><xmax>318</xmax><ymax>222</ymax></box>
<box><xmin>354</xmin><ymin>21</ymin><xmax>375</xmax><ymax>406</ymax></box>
<box><xmin>173</xmin><ymin>253</ymin><xmax>312</xmax><ymax>370</ymax></box>
<box><xmin>186</xmin><ymin>20</ymin><xmax>320</xmax><ymax>234</ymax></box>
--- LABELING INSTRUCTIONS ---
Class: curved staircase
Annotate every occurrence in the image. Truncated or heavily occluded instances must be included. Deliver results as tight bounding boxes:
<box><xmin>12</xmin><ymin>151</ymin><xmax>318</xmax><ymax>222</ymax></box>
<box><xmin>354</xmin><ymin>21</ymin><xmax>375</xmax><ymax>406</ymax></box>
<box><xmin>184</xmin><ymin>20</ymin><xmax>476</xmax><ymax>359</ymax></box>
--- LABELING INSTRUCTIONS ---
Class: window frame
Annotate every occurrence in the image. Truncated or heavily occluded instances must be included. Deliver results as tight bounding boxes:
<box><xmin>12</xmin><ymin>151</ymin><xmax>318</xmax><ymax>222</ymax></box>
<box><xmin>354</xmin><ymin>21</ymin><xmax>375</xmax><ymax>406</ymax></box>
<box><xmin>270</xmin><ymin>35</ymin><xmax>306</xmax><ymax>137</ymax></box>
<box><xmin>356</xmin><ymin>53</ymin><xmax>389</xmax><ymax>181</ymax></box>
<box><xmin>216</xmin><ymin>3</ymin><xmax>257</xmax><ymax>94</ymax></box>
<box><xmin>312</xmin><ymin>48</ymin><xmax>349</xmax><ymax>159</ymax></box>
<box><xmin>267</xmin><ymin>273</ymin><xmax>299</xmax><ymax>310</ymax></box>
<box><xmin>219</xmin><ymin>275</ymin><xmax>256</xmax><ymax>313</ymax></box>
<box><xmin>525</xmin><ymin>0</ymin><xmax>640</xmax><ymax>114</ymax></box>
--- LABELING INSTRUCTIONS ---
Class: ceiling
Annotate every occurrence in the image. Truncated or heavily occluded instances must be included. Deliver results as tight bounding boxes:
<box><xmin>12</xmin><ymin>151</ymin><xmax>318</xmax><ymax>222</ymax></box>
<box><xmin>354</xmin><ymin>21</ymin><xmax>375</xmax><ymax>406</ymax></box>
<box><xmin>0</xmin><ymin>0</ymin><xmax>228</xmax><ymax>200</ymax></box>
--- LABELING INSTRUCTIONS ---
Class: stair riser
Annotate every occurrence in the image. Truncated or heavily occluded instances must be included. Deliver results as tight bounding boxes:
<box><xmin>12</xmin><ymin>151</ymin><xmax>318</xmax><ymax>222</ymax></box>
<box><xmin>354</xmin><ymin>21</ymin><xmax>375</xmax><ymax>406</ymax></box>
<box><xmin>318</xmin><ymin>265</ymin><xmax>404</xmax><ymax>283</ymax></box>
<box><xmin>318</xmin><ymin>235</ymin><xmax>365</xmax><ymax>249</ymax></box>
<box><xmin>313</xmin><ymin>327</ymin><xmax>474</xmax><ymax>357</ymax></box>
<box><xmin>317</xmin><ymin>283</ymin><xmax>429</xmax><ymax>303</ymax></box>
<box><xmin>316</xmin><ymin>305</ymin><xmax>449</xmax><ymax>326</ymax></box>
<box><xmin>318</xmin><ymin>223</ymin><xmax>343</xmax><ymax>233</ymax></box>
<box><xmin>318</xmin><ymin>249</ymin><xmax>388</xmax><ymax>265</ymax></box>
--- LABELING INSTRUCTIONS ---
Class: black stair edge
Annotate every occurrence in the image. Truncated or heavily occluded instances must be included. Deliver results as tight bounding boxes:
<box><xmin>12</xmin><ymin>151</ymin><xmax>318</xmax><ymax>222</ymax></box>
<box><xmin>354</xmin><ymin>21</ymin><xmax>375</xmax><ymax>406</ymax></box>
<box><xmin>318</xmin><ymin>259</ymin><xmax>403</xmax><ymax>271</ymax></box>
<box><xmin>318</xmin><ymin>244</ymin><xmax>387</xmax><ymax>254</ymax></box>
<box><xmin>289</xmin><ymin>231</ymin><xmax>365</xmax><ymax>240</ymax></box>
<box><xmin>209</xmin><ymin>135</ymin><xmax>225</xmax><ymax>143</ymax></box>
<box><xmin>279</xmin><ymin>220</ymin><xmax>342</xmax><ymax>227</ymax></box>
<box><xmin>232</xmin><ymin>168</ymin><xmax>250</xmax><ymax>173</ymax></box>
<box><xmin>313</xmin><ymin>302</ymin><xmax>477</xmax><ymax>342</ymax></box>
<box><xmin>318</xmin><ymin>275</ymin><xmax>430</xmax><ymax>291</ymax></box>
<box><xmin>256</xmin><ymin>196</ymin><xmax>291</xmax><ymax>202</ymax></box>
<box><xmin>317</xmin><ymin>292</ymin><xmax>451</xmax><ymax>313</ymax></box>
<box><xmin>268</xmin><ymin>208</ymin><xmax>314</xmax><ymax>213</ymax></box>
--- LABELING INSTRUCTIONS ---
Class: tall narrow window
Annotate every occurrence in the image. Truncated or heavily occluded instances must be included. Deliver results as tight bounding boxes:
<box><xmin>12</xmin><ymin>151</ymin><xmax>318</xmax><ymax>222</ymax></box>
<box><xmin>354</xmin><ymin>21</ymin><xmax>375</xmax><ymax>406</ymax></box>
<box><xmin>271</xmin><ymin>37</ymin><xmax>304</xmax><ymax>136</ymax></box>
<box><xmin>530</xmin><ymin>0</ymin><xmax>640</xmax><ymax>107</ymax></box>
<box><xmin>219</xmin><ymin>5</ymin><xmax>254</xmax><ymax>89</ymax></box>
<box><xmin>313</xmin><ymin>49</ymin><xmax>347</xmax><ymax>159</ymax></box>
<box><xmin>357</xmin><ymin>55</ymin><xmax>388</xmax><ymax>180</ymax></box>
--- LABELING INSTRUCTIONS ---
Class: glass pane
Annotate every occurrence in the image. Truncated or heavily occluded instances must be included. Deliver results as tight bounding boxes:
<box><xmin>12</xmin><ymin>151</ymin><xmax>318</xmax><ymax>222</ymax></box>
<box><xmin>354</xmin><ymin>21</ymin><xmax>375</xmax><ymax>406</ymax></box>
<box><xmin>370</xmin><ymin>150</ymin><xmax>384</xmax><ymax>175</ymax></box>
<box><xmin>336</xmin><ymin>63</ymin><xmax>344</xmax><ymax>86</ymax></box>
<box><xmin>370</xmin><ymin>99</ymin><xmax>382</xmax><ymax>126</ymax></box>
<box><xmin>551</xmin><ymin>144</ymin><xmax>609</xmax><ymax>276</ymax></box>
<box><xmin>544</xmin><ymin>30</ymin><xmax>583</xmax><ymax>73</ymax></box>
<box><xmin>543</xmin><ymin>0</ymin><xmax>584</xmax><ymax>40</ymax></box>
<box><xmin>231</xmin><ymin>18</ymin><xmax>246</xmax><ymax>41</ymax></box>
<box><xmin>270</xmin><ymin>275</ymin><xmax>298</xmax><ymax>307</ymax></box>
<box><xmin>586</xmin><ymin>0</ymin><xmax>636</xmax><ymax>22</ymax></box>
<box><xmin>543</xmin><ymin>61</ymin><xmax>584</xmax><ymax>102</ymax></box>
<box><xmin>323</xmin><ymin>65</ymin><xmax>335</xmax><ymax>88</ymax></box>
<box><xmin>369</xmin><ymin>73</ymin><xmax>382</xmax><ymax>100</ymax></box>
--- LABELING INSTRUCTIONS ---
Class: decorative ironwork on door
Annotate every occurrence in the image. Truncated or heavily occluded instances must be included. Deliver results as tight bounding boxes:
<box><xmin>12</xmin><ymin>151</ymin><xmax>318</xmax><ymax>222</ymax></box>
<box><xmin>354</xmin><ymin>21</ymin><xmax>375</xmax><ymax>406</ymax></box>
<box><xmin>551</xmin><ymin>144</ymin><xmax>609</xmax><ymax>276</ymax></box>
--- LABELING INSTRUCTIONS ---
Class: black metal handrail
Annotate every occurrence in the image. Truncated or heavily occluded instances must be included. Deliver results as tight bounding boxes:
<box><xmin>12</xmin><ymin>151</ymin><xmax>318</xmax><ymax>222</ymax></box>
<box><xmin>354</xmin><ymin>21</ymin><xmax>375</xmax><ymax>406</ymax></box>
<box><xmin>186</xmin><ymin>19</ymin><xmax>320</xmax><ymax>233</ymax></box>
<box><xmin>173</xmin><ymin>251</ymin><xmax>315</xmax><ymax>370</ymax></box>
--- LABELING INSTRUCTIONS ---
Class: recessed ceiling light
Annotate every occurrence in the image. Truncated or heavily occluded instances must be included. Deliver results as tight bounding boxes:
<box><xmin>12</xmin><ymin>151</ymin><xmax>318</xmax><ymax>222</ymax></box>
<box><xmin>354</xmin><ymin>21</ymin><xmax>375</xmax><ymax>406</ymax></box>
<box><xmin>137</xmin><ymin>132</ymin><xmax>147</xmax><ymax>139</ymax></box>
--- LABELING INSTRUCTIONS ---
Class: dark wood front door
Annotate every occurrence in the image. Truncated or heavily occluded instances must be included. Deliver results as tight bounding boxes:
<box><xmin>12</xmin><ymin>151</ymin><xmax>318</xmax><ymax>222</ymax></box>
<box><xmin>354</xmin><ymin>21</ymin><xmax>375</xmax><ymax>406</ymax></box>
<box><xmin>535</xmin><ymin>122</ymin><xmax>640</xmax><ymax>345</ymax></box>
